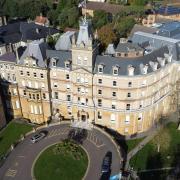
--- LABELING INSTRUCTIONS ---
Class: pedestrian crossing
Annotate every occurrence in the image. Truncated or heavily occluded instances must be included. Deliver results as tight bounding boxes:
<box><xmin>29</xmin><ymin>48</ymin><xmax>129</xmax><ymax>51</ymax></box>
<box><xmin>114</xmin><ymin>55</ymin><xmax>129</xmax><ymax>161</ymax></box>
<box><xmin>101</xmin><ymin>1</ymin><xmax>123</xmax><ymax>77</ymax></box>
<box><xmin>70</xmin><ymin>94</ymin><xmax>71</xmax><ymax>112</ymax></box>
<box><xmin>5</xmin><ymin>169</ymin><xmax>17</xmax><ymax>177</ymax></box>
<box><xmin>46</xmin><ymin>127</ymin><xmax>71</xmax><ymax>138</ymax></box>
<box><xmin>46</xmin><ymin>128</ymin><xmax>105</xmax><ymax>148</ymax></box>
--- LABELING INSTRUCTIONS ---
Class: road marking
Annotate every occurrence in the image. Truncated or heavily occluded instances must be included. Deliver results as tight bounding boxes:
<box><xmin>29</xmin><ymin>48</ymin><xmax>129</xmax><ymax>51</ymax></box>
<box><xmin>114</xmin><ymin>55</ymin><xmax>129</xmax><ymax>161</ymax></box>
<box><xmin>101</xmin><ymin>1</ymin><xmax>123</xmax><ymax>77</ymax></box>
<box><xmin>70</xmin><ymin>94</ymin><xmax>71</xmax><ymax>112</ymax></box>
<box><xmin>46</xmin><ymin>128</ymin><xmax>70</xmax><ymax>138</ymax></box>
<box><xmin>87</xmin><ymin>132</ymin><xmax>105</xmax><ymax>148</ymax></box>
<box><xmin>5</xmin><ymin>169</ymin><xmax>17</xmax><ymax>177</ymax></box>
<box><xmin>17</xmin><ymin>155</ymin><xmax>25</xmax><ymax>158</ymax></box>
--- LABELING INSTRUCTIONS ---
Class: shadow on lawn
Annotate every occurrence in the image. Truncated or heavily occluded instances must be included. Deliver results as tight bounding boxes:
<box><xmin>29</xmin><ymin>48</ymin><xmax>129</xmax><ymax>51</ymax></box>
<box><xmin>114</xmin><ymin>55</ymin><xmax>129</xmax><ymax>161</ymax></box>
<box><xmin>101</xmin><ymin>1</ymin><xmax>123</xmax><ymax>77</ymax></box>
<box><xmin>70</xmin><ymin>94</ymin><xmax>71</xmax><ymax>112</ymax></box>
<box><xmin>138</xmin><ymin>153</ymin><xmax>164</xmax><ymax>180</ymax></box>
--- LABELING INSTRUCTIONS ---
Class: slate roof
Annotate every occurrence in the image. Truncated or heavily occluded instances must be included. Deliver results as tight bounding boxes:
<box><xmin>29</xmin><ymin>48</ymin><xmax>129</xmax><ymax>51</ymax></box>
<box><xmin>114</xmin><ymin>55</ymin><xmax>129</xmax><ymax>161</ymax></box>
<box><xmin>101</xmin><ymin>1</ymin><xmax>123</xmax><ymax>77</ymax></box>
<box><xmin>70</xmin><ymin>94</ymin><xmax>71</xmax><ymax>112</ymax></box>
<box><xmin>115</xmin><ymin>42</ymin><xmax>143</xmax><ymax>53</ymax></box>
<box><xmin>19</xmin><ymin>40</ymin><xmax>49</xmax><ymax>68</ymax></box>
<box><xmin>129</xmin><ymin>24</ymin><xmax>158</xmax><ymax>40</ymax></box>
<box><xmin>0</xmin><ymin>21</ymin><xmax>59</xmax><ymax>45</ymax></box>
<box><xmin>85</xmin><ymin>2</ymin><xmax>123</xmax><ymax>14</ymax></box>
<box><xmin>94</xmin><ymin>46</ymin><xmax>169</xmax><ymax>76</ymax></box>
<box><xmin>0</xmin><ymin>52</ymin><xmax>17</xmax><ymax>63</ymax></box>
<box><xmin>46</xmin><ymin>50</ymin><xmax>72</xmax><ymax>69</ymax></box>
<box><xmin>132</xmin><ymin>31</ymin><xmax>180</xmax><ymax>60</ymax></box>
<box><xmin>55</xmin><ymin>31</ymin><xmax>75</xmax><ymax>51</ymax></box>
<box><xmin>157</xmin><ymin>6</ymin><xmax>180</xmax><ymax>15</ymax></box>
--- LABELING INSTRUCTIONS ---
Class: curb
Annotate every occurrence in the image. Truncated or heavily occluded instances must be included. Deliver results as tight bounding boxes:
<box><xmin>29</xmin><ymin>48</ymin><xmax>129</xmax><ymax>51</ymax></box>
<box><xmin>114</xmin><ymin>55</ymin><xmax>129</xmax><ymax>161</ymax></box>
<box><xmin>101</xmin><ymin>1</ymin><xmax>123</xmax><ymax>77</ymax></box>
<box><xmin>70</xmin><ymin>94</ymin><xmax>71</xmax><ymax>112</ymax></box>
<box><xmin>31</xmin><ymin>141</ymin><xmax>90</xmax><ymax>180</ymax></box>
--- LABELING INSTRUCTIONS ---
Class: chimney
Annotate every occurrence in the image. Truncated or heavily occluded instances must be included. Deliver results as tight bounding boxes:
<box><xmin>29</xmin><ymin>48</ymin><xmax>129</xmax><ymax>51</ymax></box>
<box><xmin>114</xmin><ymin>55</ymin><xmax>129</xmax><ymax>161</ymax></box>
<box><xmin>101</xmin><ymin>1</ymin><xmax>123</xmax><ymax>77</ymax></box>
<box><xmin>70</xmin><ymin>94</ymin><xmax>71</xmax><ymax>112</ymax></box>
<box><xmin>149</xmin><ymin>61</ymin><xmax>158</xmax><ymax>71</ymax></box>
<box><xmin>140</xmin><ymin>64</ymin><xmax>148</xmax><ymax>74</ymax></box>
<box><xmin>157</xmin><ymin>57</ymin><xmax>165</xmax><ymax>67</ymax></box>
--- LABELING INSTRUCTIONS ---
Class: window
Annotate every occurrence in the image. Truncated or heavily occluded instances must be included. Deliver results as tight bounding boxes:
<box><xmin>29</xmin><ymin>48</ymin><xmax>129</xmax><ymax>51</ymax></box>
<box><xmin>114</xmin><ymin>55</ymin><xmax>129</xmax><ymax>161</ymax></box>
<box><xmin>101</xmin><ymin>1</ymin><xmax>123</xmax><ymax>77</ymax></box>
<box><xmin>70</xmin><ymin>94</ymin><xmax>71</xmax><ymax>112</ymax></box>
<box><xmin>67</xmin><ymin>84</ymin><xmax>70</xmax><ymax>89</ymax></box>
<box><xmin>113</xmin><ymin>81</ymin><xmax>117</xmax><ymax>86</ymax></box>
<box><xmin>16</xmin><ymin>100</ymin><xmax>20</xmax><ymax>109</ymax></box>
<box><xmin>23</xmin><ymin>90</ymin><xmax>26</xmax><ymax>96</ymax></box>
<box><xmin>33</xmin><ymin>94</ymin><xmax>35</xmax><ymax>99</ymax></box>
<box><xmin>29</xmin><ymin>93</ymin><xmax>32</xmax><ymax>99</ymax></box>
<box><xmin>127</xmin><ymin>93</ymin><xmax>131</xmax><ymax>97</ymax></box>
<box><xmin>43</xmin><ymin>93</ymin><xmax>46</xmax><ymax>99</ymax></box>
<box><xmin>98</xmin><ymin>66</ymin><xmax>103</xmax><ymax>73</ymax></box>
<box><xmin>78</xmin><ymin>97</ymin><xmax>80</xmax><ymax>103</ymax></box>
<box><xmin>98</xmin><ymin>79</ymin><xmax>102</xmax><ymax>84</ymax></box>
<box><xmin>77</xmin><ymin>77</ymin><xmax>80</xmax><ymax>83</ymax></box>
<box><xmin>67</xmin><ymin>95</ymin><xmax>71</xmax><ymax>101</ymax></box>
<box><xmin>28</xmin><ymin>81</ymin><xmax>32</xmax><ymax>87</ymax></box>
<box><xmin>33</xmin><ymin>72</ymin><xmax>37</xmax><ymax>77</ymax></box>
<box><xmin>65</xmin><ymin>62</ymin><xmax>70</xmax><ymax>68</ymax></box>
<box><xmin>113</xmin><ymin>68</ymin><xmax>118</xmax><ymax>75</ymax></box>
<box><xmin>111</xmin><ymin>114</ymin><xmax>115</xmax><ymax>122</ymax></box>
<box><xmin>77</xmin><ymin>87</ymin><xmax>80</xmax><ymax>93</ymax></box>
<box><xmin>13</xmin><ymin>88</ymin><xmax>17</xmax><ymax>95</ymax></box>
<box><xmin>54</xmin><ymin>92</ymin><xmax>58</xmax><ymax>99</ymax></box>
<box><xmin>85</xmin><ymin>78</ymin><xmax>88</xmax><ymax>84</ymax></box>
<box><xmin>54</xmin><ymin>83</ymin><xmax>58</xmax><ymax>88</ymax></box>
<box><xmin>77</xmin><ymin>57</ymin><xmax>81</xmax><ymax>65</ymax></box>
<box><xmin>86</xmin><ymin>98</ymin><xmax>88</xmax><ymax>104</ymax></box>
<box><xmin>34</xmin><ymin>106</ymin><xmax>38</xmax><ymax>114</ymax></box>
<box><xmin>12</xmin><ymin>74</ymin><xmax>16</xmax><ymax>81</ymax></box>
<box><xmin>30</xmin><ymin>105</ymin><xmax>34</xmax><ymax>113</ymax></box>
<box><xmin>35</xmin><ymin>82</ymin><xmax>38</xmax><ymax>89</ymax></box>
<box><xmin>138</xmin><ymin>113</ymin><xmax>143</xmax><ymax>121</ymax></box>
<box><xmin>52</xmin><ymin>61</ymin><xmax>56</xmax><ymax>67</ymax></box>
<box><xmin>112</xmin><ymin>92</ymin><xmax>116</xmax><ymax>97</ymax></box>
<box><xmin>40</xmin><ymin>73</ymin><xmax>44</xmax><ymax>78</ymax></box>
<box><xmin>125</xmin><ymin>115</ymin><xmax>130</xmax><ymax>124</ymax></box>
<box><xmin>128</xmin><ymin>82</ymin><xmax>132</xmax><ymax>87</ymax></box>
<box><xmin>41</xmin><ymin>83</ymin><xmax>45</xmax><ymax>89</ymax></box>
<box><xmin>112</xmin><ymin>102</ymin><xmax>116</xmax><ymax>109</ymax></box>
<box><xmin>141</xmin><ymin>80</ymin><xmax>147</xmax><ymax>86</ymax></box>
<box><xmin>84</xmin><ymin>57</ymin><xmax>88</xmax><ymax>66</ymax></box>
<box><xmin>66</xmin><ymin>74</ymin><xmax>70</xmax><ymax>80</ymax></box>
<box><xmin>39</xmin><ymin>106</ymin><xmax>42</xmax><ymax>114</ymax></box>
<box><xmin>98</xmin><ymin>111</ymin><xmax>102</xmax><ymax>119</ymax></box>
<box><xmin>98</xmin><ymin>89</ymin><xmax>102</xmax><ymax>95</ymax></box>
<box><xmin>53</xmin><ymin>72</ymin><xmax>57</xmax><ymax>77</ymax></box>
<box><xmin>80</xmin><ymin>77</ymin><xmax>84</xmax><ymax>83</ymax></box>
<box><xmin>126</xmin><ymin>104</ymin><xmax>130</xmax><ymax>110</ymax></box>
<box><xmin>27</xmin><ymin>71</ymin><xmax>30</xmax><ymax>76</ymax></box>
<box><xmin>20</xmin><ymin>71</ymin><xmax>23</xmax><ymax>75</ymax></box>
<box><xmin>37</xmin><ymin>94</ymin><xmax>40</xmax><ymax>100</ymax></box>
<box><xmin>98</xmin><ymin>99</ymin><xmax>102</xmax><ymax>107</ymax></box>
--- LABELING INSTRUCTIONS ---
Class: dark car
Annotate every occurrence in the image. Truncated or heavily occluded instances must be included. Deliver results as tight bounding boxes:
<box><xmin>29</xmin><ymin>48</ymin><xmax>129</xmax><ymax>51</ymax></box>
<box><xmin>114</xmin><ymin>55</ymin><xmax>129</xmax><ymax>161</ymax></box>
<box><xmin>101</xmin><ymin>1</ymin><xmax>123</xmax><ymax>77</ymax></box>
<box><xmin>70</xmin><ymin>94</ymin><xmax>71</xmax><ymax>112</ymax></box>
<box><xmin>30</xmin><ymin>131</ymin><xmax>47</xmax><ymax>143</ymax></box>
<box><xmin>101</xmin><ymin>152</ymin><xmax>112</xmax><ymax>173</ymax></box>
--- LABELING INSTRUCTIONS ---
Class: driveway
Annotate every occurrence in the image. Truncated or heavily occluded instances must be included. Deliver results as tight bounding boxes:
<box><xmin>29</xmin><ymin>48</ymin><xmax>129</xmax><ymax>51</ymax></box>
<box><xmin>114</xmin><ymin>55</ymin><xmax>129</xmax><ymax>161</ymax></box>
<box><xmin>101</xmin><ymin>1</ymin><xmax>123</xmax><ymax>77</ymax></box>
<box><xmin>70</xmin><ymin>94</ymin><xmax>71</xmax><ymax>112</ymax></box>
<box><xmin>0</xmin><ymin>124</ymin><xmax>121</xmax><ymax>180</ymax></box>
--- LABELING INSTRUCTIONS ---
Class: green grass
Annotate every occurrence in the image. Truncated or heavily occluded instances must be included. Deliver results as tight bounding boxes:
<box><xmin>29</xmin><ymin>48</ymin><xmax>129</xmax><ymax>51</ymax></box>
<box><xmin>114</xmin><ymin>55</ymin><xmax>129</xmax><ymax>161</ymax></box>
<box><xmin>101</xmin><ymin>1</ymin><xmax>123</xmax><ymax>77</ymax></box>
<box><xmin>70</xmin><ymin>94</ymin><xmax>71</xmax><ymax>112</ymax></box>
<box><xmin>126</xmin><ymin>137</ymin><xmax>144</xmax><ymax>153</ymax></box>
<box><xmin>130</xmin><ymin>122</ymin><xmax>180</xmax><ymax>172</ymax></box>
<box><xmin>0</xmin><ymin>121</ymin><xmax>33</xmax><ymax>158</ymax></box>
<box><xmin>34</xmin><ymin>141</ymin><xmax>88</xmax><ymax>180</ymax></box>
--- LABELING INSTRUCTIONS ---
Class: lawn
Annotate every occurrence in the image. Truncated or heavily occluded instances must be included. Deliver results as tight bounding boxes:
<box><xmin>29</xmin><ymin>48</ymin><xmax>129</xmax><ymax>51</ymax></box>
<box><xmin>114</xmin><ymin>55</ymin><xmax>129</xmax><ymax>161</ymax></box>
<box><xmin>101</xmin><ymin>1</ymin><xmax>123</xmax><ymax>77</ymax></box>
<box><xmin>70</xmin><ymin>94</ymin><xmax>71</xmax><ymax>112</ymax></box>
<box><xmin>126</xmin><ymin>137</ymin><xmax>144</xmax><ymax>153</ymax></box>
<box><xmin>34</xmin><ymin>140</ymin><xmax>88</xmax><ymax>180</ymax></box>
<box><xmin>130</xmin><ymin>122</ymin><xmax>180</xmax><ymax>172</ymax></box>
<box><xmin>0</xmin><ymin>121</ymin><xmax>33</xmax><ymax>158</ymax></box>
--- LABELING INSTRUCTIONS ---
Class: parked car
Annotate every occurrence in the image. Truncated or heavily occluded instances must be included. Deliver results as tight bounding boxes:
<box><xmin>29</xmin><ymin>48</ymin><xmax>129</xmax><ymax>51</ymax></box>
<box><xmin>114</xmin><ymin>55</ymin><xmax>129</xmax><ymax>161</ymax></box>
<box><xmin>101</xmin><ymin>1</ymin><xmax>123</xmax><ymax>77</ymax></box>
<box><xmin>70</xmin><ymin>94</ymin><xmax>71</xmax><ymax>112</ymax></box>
<box><xmin>30</xmin><ymin>131</ymin><xmax>47</xmax><ymax>143</ymax></box>
<box><xmin>101</xmin><ymin>152</ymin><xmax>112</xmax><ymax>173</ymax></box>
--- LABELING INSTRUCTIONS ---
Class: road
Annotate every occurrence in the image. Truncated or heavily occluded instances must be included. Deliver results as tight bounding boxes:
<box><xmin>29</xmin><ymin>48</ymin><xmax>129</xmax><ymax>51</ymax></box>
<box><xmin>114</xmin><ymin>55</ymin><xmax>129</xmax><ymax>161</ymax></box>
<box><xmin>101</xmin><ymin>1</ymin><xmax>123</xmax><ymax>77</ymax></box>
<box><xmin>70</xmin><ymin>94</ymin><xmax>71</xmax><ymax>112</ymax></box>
<box><xmin>0</xmin><ymin>124</ymin><xmax>121</xmax><ymax>180</ymax></box>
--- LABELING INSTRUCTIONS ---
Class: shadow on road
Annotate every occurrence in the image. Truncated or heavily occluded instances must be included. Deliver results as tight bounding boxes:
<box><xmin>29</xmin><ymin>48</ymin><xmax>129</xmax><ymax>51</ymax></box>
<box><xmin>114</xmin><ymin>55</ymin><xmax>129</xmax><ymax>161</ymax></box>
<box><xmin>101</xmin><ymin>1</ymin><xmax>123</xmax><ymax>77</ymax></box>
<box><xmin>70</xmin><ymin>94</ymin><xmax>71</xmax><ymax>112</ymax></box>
<box><xmin>68</xmin><ymin>128</ymin><xmax>87</xmax><ymax>144</ymax></box>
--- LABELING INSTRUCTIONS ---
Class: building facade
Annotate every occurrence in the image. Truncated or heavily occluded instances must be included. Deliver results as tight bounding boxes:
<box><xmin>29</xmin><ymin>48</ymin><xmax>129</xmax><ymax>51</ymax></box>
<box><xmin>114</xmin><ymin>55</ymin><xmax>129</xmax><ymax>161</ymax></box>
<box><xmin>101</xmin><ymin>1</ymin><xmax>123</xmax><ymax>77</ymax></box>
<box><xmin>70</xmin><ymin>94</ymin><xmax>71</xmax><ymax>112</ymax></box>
<box><xmin>0</xmin><ymin>20</ymin><xmax>180</xmax><ymax>135</ymax></box>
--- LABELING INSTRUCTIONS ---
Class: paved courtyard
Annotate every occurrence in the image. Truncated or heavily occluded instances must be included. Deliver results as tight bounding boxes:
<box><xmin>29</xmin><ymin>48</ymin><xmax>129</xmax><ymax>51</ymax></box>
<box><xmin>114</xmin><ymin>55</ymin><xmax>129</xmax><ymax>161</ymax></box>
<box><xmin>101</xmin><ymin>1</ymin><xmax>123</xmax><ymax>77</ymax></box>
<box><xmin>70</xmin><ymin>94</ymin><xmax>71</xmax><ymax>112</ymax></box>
<box><xmin>0</xmin><ymin>124</ymin><xmax>121</xmax><ymax>180</ymax></box>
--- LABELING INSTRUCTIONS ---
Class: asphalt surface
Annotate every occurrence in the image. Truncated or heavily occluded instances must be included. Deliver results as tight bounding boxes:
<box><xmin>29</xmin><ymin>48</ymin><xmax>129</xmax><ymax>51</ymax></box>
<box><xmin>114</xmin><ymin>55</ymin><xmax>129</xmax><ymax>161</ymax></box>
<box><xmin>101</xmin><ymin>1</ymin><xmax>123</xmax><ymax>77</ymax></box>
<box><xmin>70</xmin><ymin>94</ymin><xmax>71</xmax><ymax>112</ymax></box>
<box><xmin>0</xmin><ymin>124</ymin><xmax>121</xmax><ymax>180</ymax></box>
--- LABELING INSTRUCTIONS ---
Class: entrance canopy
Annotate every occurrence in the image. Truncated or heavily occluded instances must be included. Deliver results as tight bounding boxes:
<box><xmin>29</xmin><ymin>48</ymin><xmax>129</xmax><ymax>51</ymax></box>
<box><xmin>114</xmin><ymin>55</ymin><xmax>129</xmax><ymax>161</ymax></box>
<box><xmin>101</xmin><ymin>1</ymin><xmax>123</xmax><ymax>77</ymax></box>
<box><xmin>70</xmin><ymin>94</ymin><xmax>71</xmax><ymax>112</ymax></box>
<box><xmin>71</xmin><ymin>120</ymin><xmax>93</xmax><ymax>130</ymax></box>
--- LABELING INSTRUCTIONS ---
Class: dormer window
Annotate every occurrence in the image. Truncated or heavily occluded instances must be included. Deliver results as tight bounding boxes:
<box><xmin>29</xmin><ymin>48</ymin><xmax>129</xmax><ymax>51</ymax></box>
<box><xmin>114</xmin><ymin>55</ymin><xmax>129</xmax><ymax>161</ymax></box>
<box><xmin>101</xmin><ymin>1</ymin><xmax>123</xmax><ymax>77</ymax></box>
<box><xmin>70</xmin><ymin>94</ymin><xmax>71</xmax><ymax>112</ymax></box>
<box><xmin>113</xmin><ymin>66</ymin><xmax>119</xmax><ymax>75</ymax></box>
<box><xmin>65</xmin><ymin>60</ymin><xmax>70</xmax><ymax>69</ymax></box>
<box><xmin>128</xmin><ymin>65</ymin><xmax>135</xmax><ymax>76</ymax></box>
<box><xmin>98</xmin><ymin>64</ymin><xmax>104</xmax><ymax>73</ymax></box>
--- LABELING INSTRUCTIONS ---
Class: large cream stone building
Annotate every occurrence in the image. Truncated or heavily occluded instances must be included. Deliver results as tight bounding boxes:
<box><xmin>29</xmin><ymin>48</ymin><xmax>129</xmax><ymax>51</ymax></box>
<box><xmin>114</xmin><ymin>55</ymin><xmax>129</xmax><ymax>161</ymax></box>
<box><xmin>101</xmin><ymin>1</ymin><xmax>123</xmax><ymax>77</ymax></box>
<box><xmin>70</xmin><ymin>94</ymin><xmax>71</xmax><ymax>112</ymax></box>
<box><xmin>0</xmin><ymin>20</ymin><xmax>180</xmax><ymax>135</ymax></box>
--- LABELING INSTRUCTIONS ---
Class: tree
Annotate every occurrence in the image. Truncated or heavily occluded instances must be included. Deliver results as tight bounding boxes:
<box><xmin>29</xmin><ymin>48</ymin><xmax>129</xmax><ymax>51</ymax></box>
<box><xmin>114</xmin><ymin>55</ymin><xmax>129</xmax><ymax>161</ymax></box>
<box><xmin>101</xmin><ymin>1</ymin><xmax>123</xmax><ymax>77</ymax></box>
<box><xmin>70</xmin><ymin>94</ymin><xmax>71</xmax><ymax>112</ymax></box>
<box><xmin>114</xmin><ymin>16</ymin><xmax>135</xmax><ymax>37</ymax></box>
<box><xmin>152</xmin><ymin>128</ymin><xmax>171</xmax><ymax>153</ymax></box>
<box><xmin>92</xmin><ymin>10</ymin><xmax>110</xmax><ymax>30</ymax></box>
<box><xmin>97</xmin><ymin>23</ymin><xmax>117</xmax><ymax>49</ymax></box>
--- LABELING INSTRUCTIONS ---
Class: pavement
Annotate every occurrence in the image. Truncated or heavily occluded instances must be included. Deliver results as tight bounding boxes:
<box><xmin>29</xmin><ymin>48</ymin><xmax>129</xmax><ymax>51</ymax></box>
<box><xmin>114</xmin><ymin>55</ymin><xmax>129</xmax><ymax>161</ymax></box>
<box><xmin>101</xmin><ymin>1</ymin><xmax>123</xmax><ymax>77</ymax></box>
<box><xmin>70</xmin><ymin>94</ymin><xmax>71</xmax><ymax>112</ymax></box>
<box><xmin>0</xmin><ymin>124</ymin><xmax>121</xmax><ymax>180</ymax></box>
